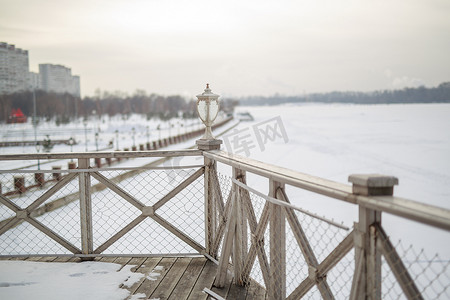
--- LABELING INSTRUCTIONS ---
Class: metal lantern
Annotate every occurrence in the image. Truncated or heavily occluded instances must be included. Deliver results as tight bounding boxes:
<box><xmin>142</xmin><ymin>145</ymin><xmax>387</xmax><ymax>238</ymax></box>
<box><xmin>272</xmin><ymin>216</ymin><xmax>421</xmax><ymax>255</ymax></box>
<box><xmin>196</xmin><ymin>84</ymin><xmax>220</xmax><ymax>140</ymax></box>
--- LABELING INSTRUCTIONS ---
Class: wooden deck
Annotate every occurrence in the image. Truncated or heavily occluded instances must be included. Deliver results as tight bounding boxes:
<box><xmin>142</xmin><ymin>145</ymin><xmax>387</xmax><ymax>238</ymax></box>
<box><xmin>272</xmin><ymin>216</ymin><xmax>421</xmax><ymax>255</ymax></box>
<box><xmin>0</xmin><ymin>256</ymin><xmax>266</xmax><ymax>300</ymax></box>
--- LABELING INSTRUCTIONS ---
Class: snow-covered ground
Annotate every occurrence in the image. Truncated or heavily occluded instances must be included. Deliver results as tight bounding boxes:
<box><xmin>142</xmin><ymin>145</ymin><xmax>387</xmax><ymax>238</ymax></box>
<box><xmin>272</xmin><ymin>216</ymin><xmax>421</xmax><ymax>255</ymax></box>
<box><xmin>0</xmin><ymin>260</ymin><xmax>146</xmax><ymax>300</ymax></box>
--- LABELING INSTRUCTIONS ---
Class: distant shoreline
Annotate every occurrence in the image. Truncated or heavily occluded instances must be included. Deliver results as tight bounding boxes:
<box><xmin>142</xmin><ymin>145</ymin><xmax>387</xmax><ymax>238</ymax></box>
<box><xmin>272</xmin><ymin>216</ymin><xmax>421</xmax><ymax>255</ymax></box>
<box><xmin>239</xmin><ymin>82</ymin><xmax>450</xmax><ymax>106</ymax></box>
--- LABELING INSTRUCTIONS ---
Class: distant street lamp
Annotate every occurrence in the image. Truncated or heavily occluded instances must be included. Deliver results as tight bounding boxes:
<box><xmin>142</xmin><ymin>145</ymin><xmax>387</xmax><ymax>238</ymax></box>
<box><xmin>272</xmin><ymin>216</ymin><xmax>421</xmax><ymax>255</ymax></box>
<box><xmin>132</xmin><ymin>127</ymin><xmax>136</xmax><ymax>147</ymax></box>
<box><xmin>83</xmin><ymin>119</ymin><xmax>88</xmax><ymax>151</ymax></box>
<box><xmin>35</xmin><ymin>143</ymin><xmax>41</xmax><ymax>170</ymax></box>
<box><xmin>157</xmin><ymin>124</ymin><xmax>161</xmax><ymax>140</ymax></box>
<box><xmin>95</xmin><ymin>132</ymin><xmax>99</xmax><ymax>151</ymax></box>
<box><xmin>146</xmin><ymin>126</ymin><xmax>150</xmax><ymax>143</ymax></box>
<box><xmin>115</xmin><ymin>129</ymin><xmax>119</xmax><ymax>150</ymax></box>
<box><xmin>68</xmin><ymin>137</ymin><xmax>75</xmax><ymax>162</ymax></box>
<box><xmin>32</xmin><ymin>88</ymin><xmax>37</xmax><ymax>147</ymax></box>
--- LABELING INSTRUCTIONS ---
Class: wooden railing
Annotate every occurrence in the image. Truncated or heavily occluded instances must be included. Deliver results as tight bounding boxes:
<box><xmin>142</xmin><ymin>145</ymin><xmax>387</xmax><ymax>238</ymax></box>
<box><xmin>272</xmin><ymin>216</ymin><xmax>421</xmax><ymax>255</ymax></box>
<box><xmin>202</xmin><ymin>150</ymin><xmax>450</xmax><ymax>300</ymax></box>
<box><xmin>0</xmin><ymin>150</ymin><xmax>206</xmax><ymax>257</ymax></box>
<box><xmin>1</xmin><ymin>148</ymin><xmax>450</xmax><ymax>299</ymax></box>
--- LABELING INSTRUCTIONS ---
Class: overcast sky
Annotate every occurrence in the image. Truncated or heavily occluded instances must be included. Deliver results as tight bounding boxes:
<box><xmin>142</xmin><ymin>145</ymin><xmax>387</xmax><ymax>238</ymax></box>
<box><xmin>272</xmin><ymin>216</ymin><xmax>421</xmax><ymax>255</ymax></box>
<box><xmin>1</xmin><ymin>0</ymin><xmax>449</xmax><ymax>98</ymax></box>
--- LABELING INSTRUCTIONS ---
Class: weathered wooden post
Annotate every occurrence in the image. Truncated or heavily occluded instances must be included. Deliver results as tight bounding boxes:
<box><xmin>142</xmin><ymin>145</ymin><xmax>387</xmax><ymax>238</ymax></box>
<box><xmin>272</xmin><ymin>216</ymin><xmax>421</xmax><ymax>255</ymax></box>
<box><xmin>146</xmin><ymin>142</ymin><xmax>151</xmax><ymax>150</ymax></box>
<box><xmin>233</xmin><ymin>167</ymin><xmax>248</xmax><ymax>286</ymax></box>
<box><xmin>52</xmin><ymin>166</ymin><xmax>62</xmax><ymax>181</ymax></box>
<box><xmin>95</xmin><ymin>158</ymin><xmax>102</xmax><ymax>168</ymax></box>
<box><xmin>269</xmin><ymin>179</ymin><xmax>286</xmax><ymax>299</ymax></box>
<box><xmin>78</xmin><ymin>158</ymin><xmax>93</xmax><ymax>259</ymax></box>
<box><xmin>139</xmin><ymin>144</ymin><xmax>145</xmax><ymax>151</ymax></box>
<box><xmin>105</xmin><ymin>157</ymin><xmax>112</xmax><ymax>166</ymax></box>
<box><xmin>349</xmin><ymin>174</ymin><xmax>398</xmax><ymax>300</ymax></box>
<box><xmin>14</xmin><ymin>176</ymin><xmax>26</xmax><ymax>193</ymax></box>
<box><xmin>196</xmin><ymin>83</ymin><xmax>223</xmax><ymax>257</ymax></box>
<box><xmin>34</xmin><ymin>173</ymin><xmax>45</xmax><ymax>187</ymax></box>
<box><xmin>68</xmin><ymin>161</ymin><xmax>77</xmax><ymax>169</ymax></box>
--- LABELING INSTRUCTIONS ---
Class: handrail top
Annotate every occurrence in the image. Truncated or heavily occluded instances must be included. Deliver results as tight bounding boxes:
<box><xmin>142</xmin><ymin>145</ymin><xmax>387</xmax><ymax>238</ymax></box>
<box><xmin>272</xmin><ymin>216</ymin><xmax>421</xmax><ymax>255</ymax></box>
<box><xmin>204</xmin><ymin>150</ymin><xmax>450</xmax><ymax>231</ymax></box>
<box><xmin>0</xmin><ymin>149</ymin><xmax>203</xmax><ymax>160</ymax></box>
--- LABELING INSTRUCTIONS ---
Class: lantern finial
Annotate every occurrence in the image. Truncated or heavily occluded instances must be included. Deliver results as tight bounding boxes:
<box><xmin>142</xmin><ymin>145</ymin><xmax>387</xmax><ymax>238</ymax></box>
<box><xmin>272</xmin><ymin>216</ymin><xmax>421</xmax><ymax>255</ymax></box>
<box><xmin>206</xmin><ymin>83</ymin><xmax>209</xmax><ymax>89</ymax></box>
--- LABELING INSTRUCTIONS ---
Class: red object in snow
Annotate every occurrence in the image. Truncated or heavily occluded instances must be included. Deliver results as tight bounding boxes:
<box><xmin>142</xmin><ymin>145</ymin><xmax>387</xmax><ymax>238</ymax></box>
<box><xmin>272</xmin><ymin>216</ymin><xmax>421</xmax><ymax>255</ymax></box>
<box><xmin>8</xmin><ymin>108</ymin><xmax>28</xmax><ymax>123</ymax></box>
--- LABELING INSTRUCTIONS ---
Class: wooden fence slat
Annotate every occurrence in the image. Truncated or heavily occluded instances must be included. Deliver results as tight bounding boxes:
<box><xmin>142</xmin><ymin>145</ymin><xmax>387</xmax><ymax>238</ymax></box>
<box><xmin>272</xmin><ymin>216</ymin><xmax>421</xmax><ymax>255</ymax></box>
<box><xmin>242</xmin><ymin>201</ymin><xmax>271</xmax><ymax>288</ymax></box>
<box><xmin>269</xmin><ymin>181</ymin><xmax>286</xmax><ymax>300</ymax></box>
<box><xmin>0</xmin><ymin>149</ymin><xmax>203</xmax><ymax>160</ymax></box>
<box><xmin>27</xmin><ymin>173</ymin><xmax>78</xmax><ymax>212</ymax></box>
<box><xmin>278</xmin><ymin>189</ymin><xmax>334</xmax><ymax>299</ymax></box>
<box><xmin>212</xmin><ymin>192</ymin><xmax>232</xmax><ymax>256</ymax></box>
<box><xmin>211</xmin><ymin>166</ymin><xmax>225</xmax><ymax>213</ymax></box>
<box><xmin>286</xmin><ymin>231</ymin><xmax>354</xmax><ymax>300</ymax></box>
<box><xmin>0</xmin><ymin>218</ymin><xmax>22</xmax><ymax>235</ymax></box>
<box><xmin>153</xmin><ymin>167</ymin><xmax>204</xmax><ymax>211</ymax></box>
<box><xmin>94</xmin><ymin>215</ymin><xmax>147</xmax><ymax>254</ymax></box>
<box><xmin>78</xmin><ymin>158</ymin><xmax>93</xmax><ymax>256</ymax></box>
<box><xmin>27</xmin><ymin>217</ymin><xmax>81</xmax><ymax>254</ymax></box>
<box><xmin>204</xmin><ymin>157</ymin><xmax>215</xmax><ymax>256</ymax></box>
<box><xmin>151</xmin><ymin>213</ymin><xmax>205</xmax><ymax>253</ymax></box>
<box><xmin>91</xmin><ymin>171</ymin><xmax>145</xmax><ymax>210</ymax></box>
<box><xmin>376</xmin><ymin>224</ymin><xmax>424</xmax><ymax>300</ymax></box>
<box><xmin>349</xmin><ymin>249</ymin><xmax>364</xmax><ymax>300</ymax></box>
<box><xmin>0</xmin><ymin>193</ymin><xmax>21</xmax><ymax>212</ymax></box>
<box><xmin>215</xmin><ymin>190</ymin><xmax>237</xmax><ymax>288</ymax></box>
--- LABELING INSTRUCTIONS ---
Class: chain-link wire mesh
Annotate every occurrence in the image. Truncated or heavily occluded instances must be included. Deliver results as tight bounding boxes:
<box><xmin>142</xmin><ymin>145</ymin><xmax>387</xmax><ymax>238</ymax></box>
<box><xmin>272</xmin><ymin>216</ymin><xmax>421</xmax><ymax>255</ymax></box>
<box><xmin>1</xmin><ymin>165</ymin><xmax>204</xmax><ymax>256</ymax></box>
<box><xmin>91</xmin><ymin>168</ymin><xmax>204</xmax><ymax>254</ymax></box>
<box><xmin>0</xmin><ymin>170</ymin><xmax>80</xmax><ymax>255</ymax></box>
<box><xmin>211</xmin><ymin>171</ymin><xmax>450</xmax><ymax>299</ymax></box>
<box><xmin>381</xmin><ymin>237</ymin><xmax>450</xmax><ymax>299</ymax></box>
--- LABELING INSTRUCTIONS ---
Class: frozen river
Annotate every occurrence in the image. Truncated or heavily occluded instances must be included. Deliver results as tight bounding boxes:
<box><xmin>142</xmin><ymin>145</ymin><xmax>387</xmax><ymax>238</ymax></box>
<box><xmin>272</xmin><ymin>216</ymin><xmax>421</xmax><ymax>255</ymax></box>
<box><xmin>226</xmin><ymin>103</ymin><xmax>450</xmax><ymax>257</ymax></box>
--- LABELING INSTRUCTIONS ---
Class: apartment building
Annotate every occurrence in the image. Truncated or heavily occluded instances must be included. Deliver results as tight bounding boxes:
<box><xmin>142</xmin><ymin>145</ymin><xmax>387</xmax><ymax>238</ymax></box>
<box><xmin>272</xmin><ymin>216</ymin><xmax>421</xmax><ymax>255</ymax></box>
<box><xmin>0</xmin><ymin>42</ymin><xmax>81</xmax><ymax>97</ymax></box>
<box><xmin>39</xmin><ymin>64</ymin><xmax>81</xmax><ymax>97</ymax></box>
<box><xmin>0</xmin><ymin>42</ymin><xmax>30</xmax><ymax>94</ymax></box>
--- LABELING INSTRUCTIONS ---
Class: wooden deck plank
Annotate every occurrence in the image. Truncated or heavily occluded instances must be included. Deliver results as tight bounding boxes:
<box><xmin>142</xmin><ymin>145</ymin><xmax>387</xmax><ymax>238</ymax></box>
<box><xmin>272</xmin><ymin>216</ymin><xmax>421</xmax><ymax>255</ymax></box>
<box><xmin>133</xmin><ymin>257</ymin><xmax>174</xmax><ymax>297</ymax></box>
<box><xmin>38</xmin><ymin>256</ymin><xmax>58</xmax><ymax>262</ymax></box>
<box><xmin>170</xmin><ymin>257</ymin><xmax>207</xmax><ymax>300</ymax></box>
<box><xmin>188</xmin><ymin>259</ymin><xmax>218</xmax><ymax>300</ymax></box>
<box><xmin>114</xmin><ymin>256</ymin><xmax>133</xmax><ymax>270</ymax></box>
<box><xmin>210</xmin><ymin>266</ymin><xmax>233</xmax><ymax>299</ymax></box>
<box><xmin>245</xmin><ymin>280</ymin><xmax>267</xmax><ymax>300</ymax></box>
<box><xmin>228</xmin><ymin>282</ymin><xmax>248</xmax><ymax>300</ymax></box>
<box><xmin>126</xmin><ymin>257</ymin><xmax>162</xmax><ymax>296</ymax></box>
<box><xmin>53</xmin><ymin>256</ymin><xmax>73</xmax><ymax>262</ymax></box>
<box><xmin>128</xmin><ymin>257</ymin><xmax>147</xmax><ymax>272</ymax></box>
<box><xmin>96</xmin><ymin>256</ymin><xmax>117</xmax><ymax>263</ymax></box>
<box><xmin>25</xmin><ymin>256</ymin><xmax>43</xmax><ymax>261</ymax></box>
<box><xmin>150</xmin><ymin>257</ymin><xmax>192</xmax><ymax>299</ymax></box>
<box><xmin>68</xmin><ymin>256</ymin><xmax>83</xmax><ymax>262</ymax></box>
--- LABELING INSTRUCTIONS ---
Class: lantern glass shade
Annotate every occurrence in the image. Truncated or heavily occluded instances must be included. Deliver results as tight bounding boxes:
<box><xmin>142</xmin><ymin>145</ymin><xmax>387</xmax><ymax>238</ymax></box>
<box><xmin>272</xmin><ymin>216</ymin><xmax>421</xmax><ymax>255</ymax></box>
<box><xmin>197</xmin><ymin>99</ymin><xmax>219</xmax><ymax>125</ymax></box>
